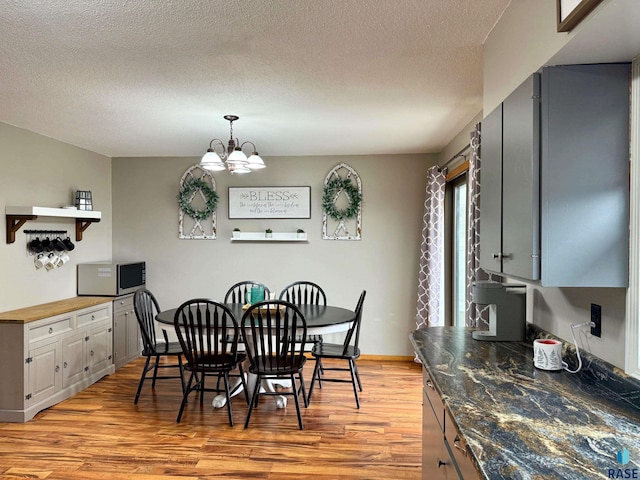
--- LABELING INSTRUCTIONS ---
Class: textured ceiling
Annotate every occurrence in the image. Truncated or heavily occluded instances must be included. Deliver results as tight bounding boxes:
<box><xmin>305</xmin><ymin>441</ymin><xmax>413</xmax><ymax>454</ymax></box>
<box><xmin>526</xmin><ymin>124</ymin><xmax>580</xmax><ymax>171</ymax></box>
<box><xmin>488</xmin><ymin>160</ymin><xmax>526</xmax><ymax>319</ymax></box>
<box><xmin>0</xmin><ymin>0</ymin><xmax>510</xmax><ymax>157</ymax></box>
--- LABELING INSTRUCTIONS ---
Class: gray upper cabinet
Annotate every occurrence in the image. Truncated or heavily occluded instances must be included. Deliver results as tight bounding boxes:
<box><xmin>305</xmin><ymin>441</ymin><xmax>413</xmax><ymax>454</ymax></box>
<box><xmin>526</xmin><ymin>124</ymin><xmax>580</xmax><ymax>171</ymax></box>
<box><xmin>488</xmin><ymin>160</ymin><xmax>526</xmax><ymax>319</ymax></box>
<box><xmin>480</xmin><ymin>63</ymin><xmax>630</xmax><ymax>287</ymax></box>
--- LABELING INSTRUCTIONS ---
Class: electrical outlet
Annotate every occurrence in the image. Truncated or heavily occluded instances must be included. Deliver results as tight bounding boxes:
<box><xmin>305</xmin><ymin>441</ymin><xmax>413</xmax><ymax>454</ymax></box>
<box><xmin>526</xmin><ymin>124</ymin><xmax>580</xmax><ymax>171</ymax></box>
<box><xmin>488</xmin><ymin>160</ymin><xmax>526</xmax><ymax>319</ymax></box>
<box><xmin>591</xmin><ymin>303</ymin><xmax>602</xmax><ymax>337</ymax></box>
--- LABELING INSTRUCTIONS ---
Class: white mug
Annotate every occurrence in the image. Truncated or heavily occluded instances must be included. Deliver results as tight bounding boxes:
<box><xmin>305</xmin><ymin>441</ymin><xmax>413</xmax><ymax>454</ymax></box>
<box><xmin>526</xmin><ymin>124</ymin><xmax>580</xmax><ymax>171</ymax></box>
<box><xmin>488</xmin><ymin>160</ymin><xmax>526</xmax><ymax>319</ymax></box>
<box><xmin>34</xmin><ymin>253</ymin><xmax>47</xmax><ymax>269</ymax></box>
<box><xmin>533</xmin><ymin>339</ymin><xmax>563</xmax><ymax>371</ymax></box>
<box><xmin>58</xmin><ymin>252</ymin><xmax>71</xmax><ymax>265</ymax></box>
<box><xmin>44</xmin><ymin>253</ymin><xmax>57</xmax><ymax>271</ymax></box>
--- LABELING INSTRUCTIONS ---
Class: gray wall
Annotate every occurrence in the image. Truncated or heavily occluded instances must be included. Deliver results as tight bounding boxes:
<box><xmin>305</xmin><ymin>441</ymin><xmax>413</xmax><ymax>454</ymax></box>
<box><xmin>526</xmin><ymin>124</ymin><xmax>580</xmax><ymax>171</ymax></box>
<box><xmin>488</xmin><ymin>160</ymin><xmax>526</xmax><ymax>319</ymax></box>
<box><xmin>0</xmin><ymin>122</ymin><xmax>112</xmax><ymax>311</ymax></box>
<box><xmin>481</xmin><ymin>0</ymin><xmax>628</xmax><ymax>367</ymax></box>
<box><xmin>112</xmin><ymin>153</ymin><xmax>437</xmax><ymax>356</ymax></box>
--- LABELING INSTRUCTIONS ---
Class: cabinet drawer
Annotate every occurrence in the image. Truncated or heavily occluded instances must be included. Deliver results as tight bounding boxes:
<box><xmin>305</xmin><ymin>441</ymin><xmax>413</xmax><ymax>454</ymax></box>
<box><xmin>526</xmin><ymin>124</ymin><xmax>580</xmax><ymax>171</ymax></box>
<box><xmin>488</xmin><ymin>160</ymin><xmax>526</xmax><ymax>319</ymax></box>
<box><xmin>77</xmin><ymin>307</ymin><xmax>110</xmax><ymax>327</ymax></box>
<box><xmin>113</xmin><ymin>295</ymin><xmax>134</xmax><ymax>314</ymax></box>
<box><xmin>29</xmin><ymin>317</ymin><xmax>72</xmax><ymax>342</ymax></box>
<box><xmin>445</xmin><ymin>409</ymin><xmax>481</xmax><ymax>480</ymax></box>
<box><xmin>424</xmin><ymin>369</ymin><xmax>445</xmax><ymax>432</ymax></box>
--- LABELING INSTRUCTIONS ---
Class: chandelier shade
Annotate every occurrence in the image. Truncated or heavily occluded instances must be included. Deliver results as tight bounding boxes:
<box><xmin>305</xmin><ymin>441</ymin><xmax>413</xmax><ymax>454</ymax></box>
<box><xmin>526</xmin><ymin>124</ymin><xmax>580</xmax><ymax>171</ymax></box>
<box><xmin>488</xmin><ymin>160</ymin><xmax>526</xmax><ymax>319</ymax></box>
<box><xmin>199</xmin><ymin>115</ymin><xmax>265</xmax><ymax>174</ymax></box>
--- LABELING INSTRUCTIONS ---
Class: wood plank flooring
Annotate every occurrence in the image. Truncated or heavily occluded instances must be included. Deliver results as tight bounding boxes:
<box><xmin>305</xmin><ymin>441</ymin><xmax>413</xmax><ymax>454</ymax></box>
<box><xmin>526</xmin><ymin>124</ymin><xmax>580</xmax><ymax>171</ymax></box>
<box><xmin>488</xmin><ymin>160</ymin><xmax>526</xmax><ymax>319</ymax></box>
<box><xmin>0</xmin><ymin>357</ymin><xmax>423</xmax><ymax>479</ymax></box>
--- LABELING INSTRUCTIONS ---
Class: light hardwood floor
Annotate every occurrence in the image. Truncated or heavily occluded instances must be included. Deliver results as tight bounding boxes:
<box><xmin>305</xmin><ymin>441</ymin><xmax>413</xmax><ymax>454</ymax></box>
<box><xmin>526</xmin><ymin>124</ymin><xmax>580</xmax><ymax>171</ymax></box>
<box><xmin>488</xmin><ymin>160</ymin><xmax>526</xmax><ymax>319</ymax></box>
<box><xmin>0</xmin><ymin>357</ymin><xmax>423</xmax><ymax>479</ymax></box>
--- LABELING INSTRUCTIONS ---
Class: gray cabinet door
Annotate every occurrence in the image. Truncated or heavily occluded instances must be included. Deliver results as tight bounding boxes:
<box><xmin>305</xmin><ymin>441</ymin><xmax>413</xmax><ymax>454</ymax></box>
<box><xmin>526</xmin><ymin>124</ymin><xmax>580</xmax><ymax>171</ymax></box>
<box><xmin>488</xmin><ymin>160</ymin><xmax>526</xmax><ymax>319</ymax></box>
<box><xmin>501</xmin><ymin>73</ymin><xmax>540</xmax><ymax>280</ymax></box>
<box><xmin>540</xmin><ymin>64</ymin><xmax>630</xmax><ymax>287</ymax></box>
<box><xmin>479</xmin><ymin>104</ymin><xmax>503</xmax><ymax>274</ymax></box>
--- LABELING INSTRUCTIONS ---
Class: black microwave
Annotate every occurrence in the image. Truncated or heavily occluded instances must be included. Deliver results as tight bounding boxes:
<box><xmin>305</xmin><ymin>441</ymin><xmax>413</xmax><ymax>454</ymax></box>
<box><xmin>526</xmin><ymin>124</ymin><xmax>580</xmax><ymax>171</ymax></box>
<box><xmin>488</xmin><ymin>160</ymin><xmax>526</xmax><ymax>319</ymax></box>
<box><xmin>77</xmin><ymin>261</ymin><xmax>146</xmax><ymax>296</ymax></box>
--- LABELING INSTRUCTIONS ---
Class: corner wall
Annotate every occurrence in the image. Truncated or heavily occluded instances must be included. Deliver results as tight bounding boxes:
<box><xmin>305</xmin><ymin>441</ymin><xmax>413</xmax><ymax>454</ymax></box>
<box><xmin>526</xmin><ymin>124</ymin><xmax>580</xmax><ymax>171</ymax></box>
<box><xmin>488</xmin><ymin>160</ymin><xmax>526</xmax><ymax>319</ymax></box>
<box><xmin>482</xmin><ymin>0</ymin><xmax>626</xmax><ymax>367</ymax></box>
<box><xmin>0</xmin><ymin>122</ymin><xmax>112</xmax><ymax>311</ymax></box>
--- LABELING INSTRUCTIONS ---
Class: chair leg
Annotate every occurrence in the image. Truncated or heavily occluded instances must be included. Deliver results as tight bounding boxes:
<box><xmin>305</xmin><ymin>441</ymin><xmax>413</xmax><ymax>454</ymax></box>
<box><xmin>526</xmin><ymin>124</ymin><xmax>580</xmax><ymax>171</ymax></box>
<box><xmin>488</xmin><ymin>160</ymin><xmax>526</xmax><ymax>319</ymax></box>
<box><xmin>151</xmin><ymin>355</ymin><xmax>161</xmax><ymax>388</ymax></box>
<box><xmin>298</xmin><ymin>371</ymin><xmax>308</xmax><ymax>408</ymax></box>
<box><xmin>134</xmin><ymin>356</ymin><xmax>152</xmax><ymax>404</ymax></box>
<box><xmin>307</xmin><ymin>356</ymin><xmax>322</xmax><ymax>403</ymax></box>
<box><xmin>291</xmin><ymin>374</ymin><xmax>304</xmax><ymax>430</ymax></box>
<box><xmin>348</xmin><ymin>359</ymin><xmax>360</xmax><ymax>409</ymax></box>
<box><xmin>176</xmin><ymin>372</ymin><xmax>196</xmax><ymax>423</ymax></box>
<box><xmin>237</xmin><ymin>364</ymin><xmax>250</xmax><ymax>405</ymax></box>
<box><xmin>178</xmin><ymin>355</ymin><xmax>186</xmax><ymax>394</ymax></box>
<box><xmin>200</xmin><ymin>374</ymin><xmax>206</xmax><ymax>406</ymax></box>
<box><xmin>353</xmin><ymin>361</ymin><xmax>363</xmax><ymax>392</ymax></box>
<box><xmin>223</xmin><ymin>372</ymin><xmax>234</xmax><ymax>427</ymax></box>
<box><xmin>244</xmin><ymin>374</ymin><xmax>262</xmax><ymax>429</ymax></box>
<box><xmin>316</xmin><ymin>357</ymin><xmax>324</xmax><ymax>388</ymax></box>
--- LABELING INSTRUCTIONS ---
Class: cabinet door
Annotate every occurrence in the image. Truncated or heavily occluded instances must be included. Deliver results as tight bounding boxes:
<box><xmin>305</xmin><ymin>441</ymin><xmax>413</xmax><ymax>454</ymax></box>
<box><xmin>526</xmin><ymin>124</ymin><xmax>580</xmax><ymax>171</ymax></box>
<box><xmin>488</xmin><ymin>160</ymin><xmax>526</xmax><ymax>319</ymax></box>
<box><xmin>541</xmin><ymin>64</ymin><xmax>630</xmax><ymax>287</ymax></box>
<box><xmin>126</xmin><ymin>309</ymin><xmax>140</xmax><ymax>362</ymax></box>
<box><xmin>28</xmin><ymin>341</ymin><xmax>61</xmax><ymax>406</ymax></box>
<box><xmin>113</xmin><ymin>309</ymin><xmax>127</xmax><ymax>369</ymax></box>
<box><xmin>88</xmin><ymin>323</ymin><xmax>113</xmax><ymax>373</ymax></box>
<box><xmin>501</xmin><ymin>73</ymin><xmax>541</xmax><ymax>280</ymax></box>
<box><xmin>479</xmin><ymin>104</ymin><xmax>503</xmax><ymax>273</ymax></box>
<box><xmin>62</xmin><ymin>330</ymin><xmax>87</xmax><ymax>387</ymax></box>
<box><xmin>422</xmin><ymin>389</ymin><xmax>457</xmax><ymax>480</ymax></box>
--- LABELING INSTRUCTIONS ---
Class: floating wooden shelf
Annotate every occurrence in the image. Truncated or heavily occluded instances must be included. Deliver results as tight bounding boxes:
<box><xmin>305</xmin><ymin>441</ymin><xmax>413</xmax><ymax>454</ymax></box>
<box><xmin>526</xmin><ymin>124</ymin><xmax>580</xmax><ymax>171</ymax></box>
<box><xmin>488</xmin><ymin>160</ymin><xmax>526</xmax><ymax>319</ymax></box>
<box><xmin>5</xmin><ymin>206</ymin><xmax>102</xmax><ymax>244</ymax></box>
<box><xmin>230</xmin><ymin>232</ymin><xmax>308</xmax><ymax>242</ymax></box>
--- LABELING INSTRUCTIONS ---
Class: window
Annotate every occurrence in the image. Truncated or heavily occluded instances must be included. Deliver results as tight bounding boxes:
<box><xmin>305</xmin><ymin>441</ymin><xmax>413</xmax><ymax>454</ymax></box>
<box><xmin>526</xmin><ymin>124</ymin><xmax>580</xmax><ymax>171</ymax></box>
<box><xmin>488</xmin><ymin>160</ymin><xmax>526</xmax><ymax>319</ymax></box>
<box><xmin>444</xmin><ymin>164</ymin><xmax>469</xmax><ymax>327</ymax></box>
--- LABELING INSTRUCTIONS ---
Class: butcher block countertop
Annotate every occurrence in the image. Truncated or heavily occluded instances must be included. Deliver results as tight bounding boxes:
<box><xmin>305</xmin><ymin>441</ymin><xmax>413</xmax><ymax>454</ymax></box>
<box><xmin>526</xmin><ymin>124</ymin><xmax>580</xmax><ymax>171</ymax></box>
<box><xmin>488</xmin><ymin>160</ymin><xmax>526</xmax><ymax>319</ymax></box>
<box><xmin>0</xmin><ymin>296</ymin><xmax>112</xmax><ymax>323</ymax></box>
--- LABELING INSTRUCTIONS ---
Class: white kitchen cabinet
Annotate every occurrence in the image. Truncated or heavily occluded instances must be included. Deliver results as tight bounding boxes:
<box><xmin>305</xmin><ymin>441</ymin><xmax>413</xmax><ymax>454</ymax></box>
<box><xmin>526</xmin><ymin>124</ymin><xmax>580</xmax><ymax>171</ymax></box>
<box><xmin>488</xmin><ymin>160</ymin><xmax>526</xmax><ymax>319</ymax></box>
<box><xmin>0</xmin><ymin>297</ymin><xmax>114</xmax><ymax>422</ymax></box>
<box><xmin>480</xmin><ymin>63</ymin><xmax>630</xmax><ymax>287</ymax></box>
<box><xmin>113</xmin><ymin>294</ymin><xmax>140</xmax><ymax>369</ymax></box>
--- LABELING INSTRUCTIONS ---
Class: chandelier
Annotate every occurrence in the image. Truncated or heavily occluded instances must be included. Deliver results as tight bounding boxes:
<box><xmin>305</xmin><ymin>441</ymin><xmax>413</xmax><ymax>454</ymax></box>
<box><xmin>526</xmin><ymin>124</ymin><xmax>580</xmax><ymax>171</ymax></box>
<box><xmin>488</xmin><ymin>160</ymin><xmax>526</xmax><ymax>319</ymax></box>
<box><xmin>199</xmin><ymin>115</ymin><xmax>265</xmax><ymax>174</ymax></box>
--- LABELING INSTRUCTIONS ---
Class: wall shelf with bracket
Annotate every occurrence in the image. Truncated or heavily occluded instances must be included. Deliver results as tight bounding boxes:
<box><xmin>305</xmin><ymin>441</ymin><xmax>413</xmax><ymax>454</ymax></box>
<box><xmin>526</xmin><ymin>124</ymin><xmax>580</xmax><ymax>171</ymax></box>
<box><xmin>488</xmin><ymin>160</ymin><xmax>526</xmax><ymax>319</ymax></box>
<box><xmin>5</xmin><ymin>206</ymin><xmax>102</xmax><ymax>244</ymax></box>
<box><xmin>231</xmin><ymin>232</ymin><xmax>308</xmax><ymax>242</ymax></box>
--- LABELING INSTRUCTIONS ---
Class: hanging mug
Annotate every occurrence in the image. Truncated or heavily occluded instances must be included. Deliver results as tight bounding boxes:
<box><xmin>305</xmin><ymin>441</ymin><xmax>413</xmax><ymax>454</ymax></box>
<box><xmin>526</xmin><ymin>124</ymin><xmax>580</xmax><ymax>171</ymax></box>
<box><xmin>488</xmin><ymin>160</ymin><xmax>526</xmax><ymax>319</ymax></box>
<box><xmin>63</xmin><ymin>237</ymin><xmax>75</xmax><ymax>251</ymax></box>
<box><xmin>29</xmin><ymin>237</ymin><xmax>44</xmax><ymax>254</ymax></box>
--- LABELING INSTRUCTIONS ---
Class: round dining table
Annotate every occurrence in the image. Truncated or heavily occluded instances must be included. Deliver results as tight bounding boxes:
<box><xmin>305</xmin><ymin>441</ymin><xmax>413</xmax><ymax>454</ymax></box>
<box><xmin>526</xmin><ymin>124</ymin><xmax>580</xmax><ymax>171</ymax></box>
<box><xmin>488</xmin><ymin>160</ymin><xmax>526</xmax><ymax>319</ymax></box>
<box><xmin>155</xmin><ymin>302</ymin><xmax>356</xmax><ymax>409</ymax></box>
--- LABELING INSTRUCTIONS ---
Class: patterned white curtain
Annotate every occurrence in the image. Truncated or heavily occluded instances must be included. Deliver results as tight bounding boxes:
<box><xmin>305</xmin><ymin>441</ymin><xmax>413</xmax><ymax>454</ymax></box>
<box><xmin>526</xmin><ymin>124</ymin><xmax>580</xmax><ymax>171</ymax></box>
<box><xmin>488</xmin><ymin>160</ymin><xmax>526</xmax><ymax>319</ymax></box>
<box><xmin>465</xmin><ymin>124</ymin><xmax>490</xmax><ymax>328</ymax></box>
<box><xmin>415</xmin><ymin>166</ymin><xmax>446</xmax><ymax>330</ymax></box>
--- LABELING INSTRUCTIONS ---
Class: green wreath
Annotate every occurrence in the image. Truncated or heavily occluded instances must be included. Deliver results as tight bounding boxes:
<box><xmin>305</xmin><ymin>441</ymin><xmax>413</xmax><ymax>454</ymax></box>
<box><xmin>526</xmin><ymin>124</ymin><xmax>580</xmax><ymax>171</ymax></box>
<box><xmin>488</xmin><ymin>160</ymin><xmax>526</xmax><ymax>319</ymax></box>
<box><xmin>322</xmin><ymin>177</ymin><xmax>362</xmax><ymax>221</ymax></box>
<box><xmin>178</xmin><ymin>178</ymin><xmax>219</xmax><ymax>221</ymax></box>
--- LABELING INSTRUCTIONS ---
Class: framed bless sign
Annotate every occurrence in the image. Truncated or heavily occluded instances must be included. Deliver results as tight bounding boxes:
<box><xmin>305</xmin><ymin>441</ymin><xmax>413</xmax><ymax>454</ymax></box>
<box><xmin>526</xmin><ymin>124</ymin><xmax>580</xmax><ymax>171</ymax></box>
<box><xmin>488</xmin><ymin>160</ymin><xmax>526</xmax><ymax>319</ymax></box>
<box><xmin>228</xmin><ymin>186</ymin><xmax>311</xmax><ymax>219</ymax></box>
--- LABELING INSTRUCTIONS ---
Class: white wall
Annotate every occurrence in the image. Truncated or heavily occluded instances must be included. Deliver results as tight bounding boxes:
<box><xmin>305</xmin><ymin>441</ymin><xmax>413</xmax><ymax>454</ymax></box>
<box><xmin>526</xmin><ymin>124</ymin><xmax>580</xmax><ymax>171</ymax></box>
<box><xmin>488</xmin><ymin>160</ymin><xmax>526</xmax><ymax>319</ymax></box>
<box><xmin>112</xmin><ymin>153</ymin><xmax>437</xmax><ymax>356</ymax></box>
<box><xmin>0</xmin><ymin>123</ymin><xmax>112</xmax><ymax>311</ymax></box>
<box><xmin>482</xmin><ymin>0</ymin><xmax>629</xmax><ymax>367</ymax></box>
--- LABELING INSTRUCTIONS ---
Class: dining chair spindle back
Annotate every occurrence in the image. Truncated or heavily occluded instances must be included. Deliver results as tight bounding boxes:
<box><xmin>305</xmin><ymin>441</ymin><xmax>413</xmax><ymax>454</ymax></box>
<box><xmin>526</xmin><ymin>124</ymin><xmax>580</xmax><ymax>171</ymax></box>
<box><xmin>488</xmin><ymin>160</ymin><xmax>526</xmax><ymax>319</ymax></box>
<box><xmin>241</xmin><ymin>300</ymin><xmax>308</xmax><ymax>429</ymax></box>
<box><xmin>307</xmin><ymin>290</ymin><xmax>366</xmax><ymax>408</ymax></box>
<box><xmin>173</xmin><ymin>299</ymin><xmax>248</xmax><ymax>426</ymax></box>
<box><xmin>132</xmin><ymin>288</ymin><xmax>185</xmax><ymax>404</ymax></box>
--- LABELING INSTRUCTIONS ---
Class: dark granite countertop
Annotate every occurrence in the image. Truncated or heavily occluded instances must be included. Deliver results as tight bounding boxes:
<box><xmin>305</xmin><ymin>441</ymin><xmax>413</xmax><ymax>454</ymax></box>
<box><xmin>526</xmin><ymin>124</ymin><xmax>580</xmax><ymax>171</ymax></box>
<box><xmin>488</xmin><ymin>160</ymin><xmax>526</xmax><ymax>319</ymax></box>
<box><xmin>410</xmin><ymin>326</ymin><xmax>640</xmax><ymax>480</ymax></box>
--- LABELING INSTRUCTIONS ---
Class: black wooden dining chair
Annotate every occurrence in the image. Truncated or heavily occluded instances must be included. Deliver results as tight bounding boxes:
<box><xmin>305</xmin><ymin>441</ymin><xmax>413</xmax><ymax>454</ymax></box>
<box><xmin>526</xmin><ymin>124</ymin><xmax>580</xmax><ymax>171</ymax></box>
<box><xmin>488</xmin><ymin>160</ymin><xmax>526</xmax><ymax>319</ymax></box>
<box><xmin>132</xmin><ymin>288</ymin><xmax>185</xmax><ymax>404</ymax></box>
<box><xmin>241</xmin><ymin>300</ymin><xmax>308</xmax><ymax>430</ymax></box>
<box><xmin>307</xmin><ymin>290</ymin><xmax>366</xmax><ymax>408</ymax></box>
<box><xmin>279</xmin><ymin>281</ymin><xmax>327</xmax><ymax>355</ymax></box>
<box><xmin>224</xmin><ymin>281</ymin><xmax>271</xmax><ymax>304</ymax></box>
<box><xmin>173</xmin><ymin>299</ymin><xmax>248</xmax><ymax>426</ymax></box>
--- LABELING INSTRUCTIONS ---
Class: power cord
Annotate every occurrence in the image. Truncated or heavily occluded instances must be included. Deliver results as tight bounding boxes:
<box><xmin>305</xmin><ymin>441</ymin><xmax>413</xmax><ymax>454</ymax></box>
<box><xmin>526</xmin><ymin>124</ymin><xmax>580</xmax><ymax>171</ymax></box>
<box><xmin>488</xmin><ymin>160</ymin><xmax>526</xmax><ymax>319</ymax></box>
<box><xmin>562</xmin><ymin>321</ymin><xmax>595</xmax><ymax>374</ymax></box>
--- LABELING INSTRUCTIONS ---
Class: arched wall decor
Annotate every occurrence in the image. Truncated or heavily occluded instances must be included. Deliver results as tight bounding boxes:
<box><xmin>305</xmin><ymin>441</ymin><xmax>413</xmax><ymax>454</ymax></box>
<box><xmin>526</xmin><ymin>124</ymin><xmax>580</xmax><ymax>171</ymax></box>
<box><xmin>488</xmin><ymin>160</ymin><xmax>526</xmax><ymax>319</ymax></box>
<box><xmin>178</xmin><ymin>165</ymin><xmax>217</xmax><ymax>240</ymax></box>
<box><xmin>322</xmin><ymin>163</ymin><xmax>362</xmax><ymax>241</ymax></box>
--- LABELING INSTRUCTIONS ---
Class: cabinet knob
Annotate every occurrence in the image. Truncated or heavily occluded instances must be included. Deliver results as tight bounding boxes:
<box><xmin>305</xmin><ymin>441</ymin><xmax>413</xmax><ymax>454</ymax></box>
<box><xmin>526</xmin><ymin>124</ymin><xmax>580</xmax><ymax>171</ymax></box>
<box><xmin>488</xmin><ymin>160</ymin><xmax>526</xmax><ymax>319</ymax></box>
<box><xmin>437</xmin><ymin>458</ymin><xmax>448</xmax><ymax>468</ymax></box>
<box><xmin>63</xmin><ymin>362</ymin><xmax>67</xmax><ymax>368</ymax></box>
<box><xmin>55</xmin><ymin>365</ymin><xmax>60</xmax><ymax>373</ymax></box>
<box><xmin>49</xmin><ymin>327</ymin><xmax>53</xmax><ymax>334</ymax></box>
<box><xmin>90</xmin><ymin>350</ymin><xmax>94</xmax><ymax>357</ymax></box>
<box><xmin>492</xmin><ymin>253</ymin><xmax>502</xmax><ymax>260</ymax></box>
<box><xmin>91</xmin><ymin>315</ymin><xmax>95</xmax><ymax>320</ymax></box>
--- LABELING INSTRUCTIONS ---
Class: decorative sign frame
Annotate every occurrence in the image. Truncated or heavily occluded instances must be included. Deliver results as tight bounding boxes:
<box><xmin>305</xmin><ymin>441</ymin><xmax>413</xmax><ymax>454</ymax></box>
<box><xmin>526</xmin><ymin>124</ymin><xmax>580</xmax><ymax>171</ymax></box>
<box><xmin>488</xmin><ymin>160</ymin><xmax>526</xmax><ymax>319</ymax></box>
<box><xmin>178</xmin><ymin>165</ymin><xmax>217</xmax><ymax>239</ymax></box>
<box><xmin>556</xmin><ymin>0</ymin><xmax>602</xmax><ymax>32</ymax></box>
<box><xmin>228</xmin><ymin>186</ymin><xmax>311</xmax><ymax>219</ymax></box>
<box><xmin>322</xmin><ymin>163</ymin><xmax>362</xmax><ymax>241</ymax></box>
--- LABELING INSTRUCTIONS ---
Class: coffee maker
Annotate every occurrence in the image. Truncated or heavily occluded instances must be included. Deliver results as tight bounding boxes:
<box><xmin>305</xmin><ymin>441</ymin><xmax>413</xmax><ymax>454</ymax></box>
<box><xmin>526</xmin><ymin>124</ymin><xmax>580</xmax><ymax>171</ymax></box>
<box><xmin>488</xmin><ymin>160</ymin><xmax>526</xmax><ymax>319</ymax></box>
<box><xmin>471</xmin><ymin>281</ymin><xmax>526</xmax><ymax>342</ymax></box>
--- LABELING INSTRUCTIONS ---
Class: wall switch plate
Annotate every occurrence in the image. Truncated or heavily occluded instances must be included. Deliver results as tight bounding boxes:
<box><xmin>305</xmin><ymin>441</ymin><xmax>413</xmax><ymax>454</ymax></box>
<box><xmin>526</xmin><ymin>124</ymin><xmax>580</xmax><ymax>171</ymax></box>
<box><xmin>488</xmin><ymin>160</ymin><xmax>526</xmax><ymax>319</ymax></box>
<box><xmin>591</xmin><ymin>303</ymin><xmax>602</xmax><ymax>337</ymax></box>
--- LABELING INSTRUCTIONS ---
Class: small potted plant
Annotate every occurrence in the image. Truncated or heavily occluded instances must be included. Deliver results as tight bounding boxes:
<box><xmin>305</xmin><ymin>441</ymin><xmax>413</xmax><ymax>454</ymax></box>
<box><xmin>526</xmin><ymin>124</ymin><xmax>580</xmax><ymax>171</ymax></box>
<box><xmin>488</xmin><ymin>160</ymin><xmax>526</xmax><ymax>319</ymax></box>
<box><xmin>265</xmin><ymin>228</ymin><xmax>273</xmax><ymax>239</ymax></box>
<box><xmin>296</xmin><ymin>228</ymin><xmax>306</xmax><ymax>239</ymax></box>
<box><xmin>232</xmin><ymin>228</ymin><xmax>241</xmax><ymax>239</ymax></box>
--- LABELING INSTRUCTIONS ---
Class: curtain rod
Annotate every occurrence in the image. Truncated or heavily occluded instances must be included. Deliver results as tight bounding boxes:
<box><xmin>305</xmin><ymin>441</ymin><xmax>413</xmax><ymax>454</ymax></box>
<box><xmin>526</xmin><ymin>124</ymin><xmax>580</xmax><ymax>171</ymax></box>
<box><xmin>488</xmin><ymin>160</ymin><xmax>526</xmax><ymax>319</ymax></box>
<box><xmin>439</xmin><ymin>144</ymin><xmax>471</xmax><ymax>170</ymax></box>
